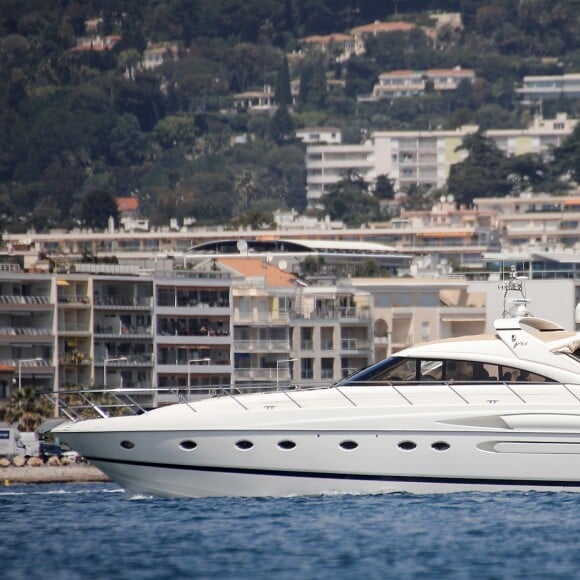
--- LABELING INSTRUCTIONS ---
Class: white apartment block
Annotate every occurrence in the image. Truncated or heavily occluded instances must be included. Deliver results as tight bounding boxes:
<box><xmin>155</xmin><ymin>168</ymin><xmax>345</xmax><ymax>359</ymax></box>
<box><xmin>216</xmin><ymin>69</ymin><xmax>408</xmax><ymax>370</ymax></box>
<box><xmin>306</xmin><ymin>143</ymin><xmax>375</xmax><ymax>206</ymax></box>
<box><xmin>351</xmin><ymin>278</ymin><xmax>486</xmax><ymax>362</ymax></box>
<box><xmin>517</xmin><ymin>73</ymin><xmax>580</xmax><ymax>104</ymax></box>
<box><xmin>306</xmin><ymin>114</ymin><xmax>577</xmax><ymax>207</ymax></box>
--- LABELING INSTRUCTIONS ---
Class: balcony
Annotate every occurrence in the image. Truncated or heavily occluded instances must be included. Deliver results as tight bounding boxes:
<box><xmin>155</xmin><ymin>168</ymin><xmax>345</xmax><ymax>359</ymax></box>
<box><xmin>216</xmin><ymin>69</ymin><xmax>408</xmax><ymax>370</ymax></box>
<box><xmin>340</xmin><ymin>338</ymin><xmax>371</xmax><ymax>351</ymax></box>
<box><xmin>0</xmin><ymin>327</ymin><xmax>52</xmax><ymax>337</ymax></box>
<box><xmin>59</xmin><ymin>323</ymin><xmax>91</xmax><ymax>333</ymax></box>
<box><xmin>94</xmin><ymin>325</ymin><xmax>152</xmax><ymax>338</ymax></box>
<box><xmin>0</xmin><ymin>295</ymin><xmax>50</xmax><ymax>306</ymax></box>
<box><xmin>291</xmin><ymin>307</ymin><xmax>371</xmax><ymax>321</ymax></box>
<box><xmin>58</xmin><ymin>295</ymin><xmax>90</xmax><ymax>305</ymax></box>
<box><xmin>94</xmin><ymin>296</ymin><xmax>152</xmax><ymax>310</ymax></box>
<box><xmin>235</xmin><ymin>312</ymin><xmax>290</xmax><ymax>324</ymax></box>
<box><xmin>234</xmin><ymin>367</ymin><xmax>292</xmax><ymax>383</ymax></box>
<box><xmin>235</xmin><ymin>340</ymin><xmax>290</xmax><ymax>352</ymax></box>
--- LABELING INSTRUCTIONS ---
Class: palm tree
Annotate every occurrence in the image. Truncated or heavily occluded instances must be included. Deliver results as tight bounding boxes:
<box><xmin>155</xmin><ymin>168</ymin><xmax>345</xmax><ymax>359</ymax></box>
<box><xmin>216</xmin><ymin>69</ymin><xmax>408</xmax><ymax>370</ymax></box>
<box><xmin>3</xmin><ymin>387</ymin><xmax>52</xmax><ymax>432</ymax></box>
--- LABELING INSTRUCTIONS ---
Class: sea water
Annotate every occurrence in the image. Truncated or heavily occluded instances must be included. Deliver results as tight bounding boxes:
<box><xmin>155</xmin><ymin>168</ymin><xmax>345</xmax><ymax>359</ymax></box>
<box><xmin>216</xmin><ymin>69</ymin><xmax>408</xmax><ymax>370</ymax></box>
<box><xmin>2</xmin><ymin>484</ymin><xmax>580</xmax><ymax>580</ymax></box>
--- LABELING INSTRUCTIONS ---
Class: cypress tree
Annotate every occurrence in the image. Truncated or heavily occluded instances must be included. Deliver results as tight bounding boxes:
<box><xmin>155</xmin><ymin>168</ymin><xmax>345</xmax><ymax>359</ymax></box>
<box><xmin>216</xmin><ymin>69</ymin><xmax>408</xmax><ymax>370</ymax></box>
<box><xmin>276</xmin><ymin>55</ymin><xmax>292</xmax><ymax>107</ymax></box>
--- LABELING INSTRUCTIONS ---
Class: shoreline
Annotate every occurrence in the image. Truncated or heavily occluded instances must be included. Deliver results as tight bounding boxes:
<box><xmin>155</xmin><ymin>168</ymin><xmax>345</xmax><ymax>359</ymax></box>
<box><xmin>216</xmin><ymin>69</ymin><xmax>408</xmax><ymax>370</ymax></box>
<box><xmin>1</xmin><ymin>464</ymin><xmax>111</xmax><ymax>485</ymax></box>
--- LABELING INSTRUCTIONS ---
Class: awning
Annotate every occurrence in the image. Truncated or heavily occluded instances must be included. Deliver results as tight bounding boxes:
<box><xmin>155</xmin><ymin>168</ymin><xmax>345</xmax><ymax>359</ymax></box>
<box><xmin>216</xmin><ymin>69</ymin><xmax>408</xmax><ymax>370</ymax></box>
<box><xmin>57</xmin><ymin>280</ymin><xmax>70</xmax><ymax>286</ymax></box>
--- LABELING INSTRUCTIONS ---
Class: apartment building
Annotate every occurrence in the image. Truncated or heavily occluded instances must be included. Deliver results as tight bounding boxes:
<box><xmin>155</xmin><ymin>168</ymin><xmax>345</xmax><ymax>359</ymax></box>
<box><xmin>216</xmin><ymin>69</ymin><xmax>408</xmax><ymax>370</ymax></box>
<box><xmin>218</xmin><ymin>258</ymin><xmax>295</xmax><ymax>389</ymax></box>
<box><xmin>306</xmin><ymin>142</ymin><xmax>375</xmax><ymax>206</ymax></box>
<box><xmin>305</xmin><ymin>114</ymin><xmax>577</xmax><ymax>206</ymax></box>
<box><xmin>0</xmin><ymin>267</ymin><xmax>55</xmax><ymax>398</ymax></box>
<box><xmin>474</xmin><ymin>193</ymin><xmax>580</xmax><ymax>251</ymax></box>
<box><xmin>370</xmin><ymin>67</ymin><xmax>475</xmax><ymax>100</ymax></box>
<box><xmin>351</xmin><ymin>278</ymin><xmax>487</xmax><ymax>361</ymax></box>
<box><xmin>517</xmin><ymin>73</ymin><xmax>580</xmax><ymax>104</ymax></box>
<box><xmin>217</xmin><ymin>258</ymin><xmax>374</xmax><ymax>387</ymax></box>
<box><xmin>0</xmin><ymin>265</ymin><xmax>233</xmax><ymax>406</ymax></box>
<box><xmin>290</xmin><ymin>285</ymin><xmax>373</xmax><ymax>382</ymax></box>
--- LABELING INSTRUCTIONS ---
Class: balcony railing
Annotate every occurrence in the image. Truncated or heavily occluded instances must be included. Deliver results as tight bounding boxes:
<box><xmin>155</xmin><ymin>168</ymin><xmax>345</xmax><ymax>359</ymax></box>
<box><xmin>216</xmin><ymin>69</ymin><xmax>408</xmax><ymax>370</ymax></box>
<box><xmin>0</xmin><ymin>327</ymin><xmax>52</xmax><ymax>336</ymax></box>
<box><xmin>94</xmin><ymin>296</ymin><xmax>152</xmax><ymax>308</ymax></box>
<box><xmin>58</xmin><ymin>295</ymin><xmax>90</xmax><ymax>304</ymax></box>
<box><xmin>234</xmin><ymin>340</ymin><xmax>290</xmax><ymax>351</ymax></box>
<box><xmin>59</xmin><ymin>323</ymin><xmax>91</xmax><ymax>332</ymax></box>
<box><xmin>0</xmin><ymin>295</ymin><xmax>50</xmax><ymax>305</ymax></box>
<box><xmin>94</xmin><ymin>325</ymin><xmax>152</xmax><ymax>337</ymax></box>
<box><xmin>291</xmin><ymin>307</ymin><xmax>371</xmax><ymax>320</ymax></box>
<box><xmin>340</xmin><ymin>339</ymin><xmax>371</xmax><ymax>350</ymax></box>
<box><xmin>0</xmin><ymin>358</ymin><xmax>52</xmax><ymax>369</ymax></box>
<box><xmin>235</xmin><ymin>368</ymin><xmax>286</xmax><ymax>381</ymax></box>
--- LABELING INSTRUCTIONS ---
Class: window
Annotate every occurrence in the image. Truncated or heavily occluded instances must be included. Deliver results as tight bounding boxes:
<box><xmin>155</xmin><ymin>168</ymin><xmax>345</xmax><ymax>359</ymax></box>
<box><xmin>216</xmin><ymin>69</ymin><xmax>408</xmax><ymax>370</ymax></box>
<box><xmin>421</xmin><ymin>322</ymin><xmax>430</xmax><ymax>341</ymax></box>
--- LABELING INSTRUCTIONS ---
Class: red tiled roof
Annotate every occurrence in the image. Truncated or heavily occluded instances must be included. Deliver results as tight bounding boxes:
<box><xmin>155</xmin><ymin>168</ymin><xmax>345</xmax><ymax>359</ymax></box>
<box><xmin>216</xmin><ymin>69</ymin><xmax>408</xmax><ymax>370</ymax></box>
<box><xmin>116</xmin><ymin>197</ymin><xmax>139</xmax><ymax>212</ymax></box>
<box><xmin>217</xmin><ymin>258</ymin><xmax>296</xmax><ymax>288</ymax></box>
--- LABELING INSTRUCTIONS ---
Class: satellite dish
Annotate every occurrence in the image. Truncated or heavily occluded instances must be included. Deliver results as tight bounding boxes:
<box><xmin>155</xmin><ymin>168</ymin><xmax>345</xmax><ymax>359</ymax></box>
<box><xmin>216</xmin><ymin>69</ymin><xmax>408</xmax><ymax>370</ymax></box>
<box><xmin>236</xmin><ymin>240</ymin><xmax>248</xmax><ymax>254</ymax></box>
<box><xmin>278</xmin><ymin>259</ymin><xmax>288</xmax><ymax>271</ymax></box>
<box><xmin>440</xmin><ymin>195</ymin><xmax>446</xmax><ymax>203</ymax></box>
<box><xmin>447</xmin><ymin>194</ymin><xmax>454</xmax><ymax>202</ymax></box>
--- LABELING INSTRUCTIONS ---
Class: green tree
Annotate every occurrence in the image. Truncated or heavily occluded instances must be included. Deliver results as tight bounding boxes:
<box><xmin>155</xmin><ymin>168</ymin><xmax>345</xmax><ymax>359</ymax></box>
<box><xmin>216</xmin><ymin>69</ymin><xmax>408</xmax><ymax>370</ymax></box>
<box><xmin>321</xmin><ymin>171</ymin><xmax>379</xmax><ymax>227</ymax></box>
<box><xmin>153</xmin><ymin>115</ymin><xmax>198</xmax><ymax>150</ymax></box>
<box><xmin>447</xmin><ymin>132</ymin><xmax>511</xmax><ymax>207</ymax></box>
<box><xmin>554</xmin><ymin>123</ymin><xmax>580</xmax><ymax>184</ymax></box>
<box><xmin>504</xmin><ymin>153</ymin><xmax>551</xmax><ymax>193</ymax></box>
<box><xmin>4</xmin><ymin>387</ymin><xmax>52</xmax><ymax>432</ymax></box>
<box><xmin>299</xmin><ymin>54</ymin><xmax>327</xmax><ymax>109</ymax></box>
<box><xmin>269</xmin><ymin>104</ymin><xmax>295</xmax><ymax>145</ymax></box>
<box><xmin>275</xmin><ymin>55</ymin><xmax>292</xmax><ymax>106</ymax></box>
<box><xmin>80</xmin><ymin>190</ymin><xmax>120</xmax><ymax>231</ymax></box>
<box><xmin>374</xmin><ymin>174</ymin><xmax>395</xmax><ymax>200</ymax></box>
<box><xmin>231</xmin><ymin>208</ymin><xmax>275</xmax><ymax>229</ymax></box>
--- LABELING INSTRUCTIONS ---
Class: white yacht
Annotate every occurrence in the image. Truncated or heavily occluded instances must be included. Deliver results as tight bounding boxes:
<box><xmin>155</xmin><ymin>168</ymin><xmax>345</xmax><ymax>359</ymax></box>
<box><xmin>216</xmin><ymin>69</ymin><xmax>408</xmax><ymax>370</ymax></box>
<box><xmin>53</xmin><ymin>277</ymin><xmax>580</xmax><ymax>498</ymax></box>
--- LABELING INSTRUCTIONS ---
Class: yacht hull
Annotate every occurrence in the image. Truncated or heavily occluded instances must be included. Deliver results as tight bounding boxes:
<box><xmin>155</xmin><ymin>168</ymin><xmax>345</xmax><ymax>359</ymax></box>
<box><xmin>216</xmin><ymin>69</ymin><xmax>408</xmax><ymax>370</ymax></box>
<box><xmin>57</xmin><ymin>424</ymin><xmax>580</xmax><ymax>498</ymax></box>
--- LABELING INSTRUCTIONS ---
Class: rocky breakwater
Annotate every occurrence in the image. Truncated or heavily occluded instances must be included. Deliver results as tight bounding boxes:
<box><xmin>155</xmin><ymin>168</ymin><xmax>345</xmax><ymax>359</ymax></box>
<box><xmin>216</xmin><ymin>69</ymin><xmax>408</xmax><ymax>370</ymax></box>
<box><xmin>1</xmin><ymin>455</ymin><xmax>111</xmax><ymax>485</ymax></box>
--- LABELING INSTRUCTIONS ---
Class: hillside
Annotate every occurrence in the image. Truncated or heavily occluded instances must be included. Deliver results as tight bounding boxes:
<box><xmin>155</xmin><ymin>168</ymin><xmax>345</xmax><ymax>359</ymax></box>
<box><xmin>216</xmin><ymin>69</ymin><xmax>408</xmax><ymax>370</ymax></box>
<box><xmin>1</xmin><ymin>0</ymin><xmax>580</xmax><ymax>233</ymax></box>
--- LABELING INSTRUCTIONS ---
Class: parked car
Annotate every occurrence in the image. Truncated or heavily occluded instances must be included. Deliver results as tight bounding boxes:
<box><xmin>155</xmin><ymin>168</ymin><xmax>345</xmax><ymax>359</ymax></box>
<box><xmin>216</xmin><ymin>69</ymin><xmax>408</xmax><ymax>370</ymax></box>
<box><xmin>38</xmin><ymin>442</ymin><xmax>63</xmax><ymax>462</ymax></box>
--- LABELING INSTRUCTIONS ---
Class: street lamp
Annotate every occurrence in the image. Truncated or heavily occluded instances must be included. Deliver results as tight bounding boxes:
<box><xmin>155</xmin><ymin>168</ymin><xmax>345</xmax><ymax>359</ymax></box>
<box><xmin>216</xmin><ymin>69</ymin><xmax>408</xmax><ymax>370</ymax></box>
<box><xmin>104</xmin><ymin>356</ymin><xmax>128</xmax><ymax>388</ymax></box>
<box><xmin>17</xmin><ymin>358</ymin><xmax>43</xmax><ymax>393</ymax></box>
<box><xmin>276</xmin><ymin>358</ymin><xmax>297</xmax><ymax>390</ymax></box>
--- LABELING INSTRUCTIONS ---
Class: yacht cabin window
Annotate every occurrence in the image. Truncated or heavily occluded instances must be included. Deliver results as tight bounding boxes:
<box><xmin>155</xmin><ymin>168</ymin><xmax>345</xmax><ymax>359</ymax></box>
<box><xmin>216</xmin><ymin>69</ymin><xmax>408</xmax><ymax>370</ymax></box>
<box><xmin>341</xmin><ymin>357</ymin><xmax>554</xmax><ymax>385</ymax></box>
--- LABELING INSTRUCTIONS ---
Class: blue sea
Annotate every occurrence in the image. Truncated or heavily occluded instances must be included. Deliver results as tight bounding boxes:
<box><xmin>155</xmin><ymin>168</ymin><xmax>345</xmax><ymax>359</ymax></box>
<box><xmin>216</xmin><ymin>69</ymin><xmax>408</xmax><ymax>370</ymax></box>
<box><xmin>2</xmin><ymin>483</ymin><xmax>580</xmax><ymax>580</ymax></box>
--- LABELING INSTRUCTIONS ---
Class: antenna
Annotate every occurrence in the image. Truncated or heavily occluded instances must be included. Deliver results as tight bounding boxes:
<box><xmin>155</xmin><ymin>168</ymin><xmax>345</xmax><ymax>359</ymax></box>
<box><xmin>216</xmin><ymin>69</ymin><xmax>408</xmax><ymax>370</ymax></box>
<box><xmin>498</xmin><ymin>266</ymin><xmax>531</xmax><ymax>318</ymax></box>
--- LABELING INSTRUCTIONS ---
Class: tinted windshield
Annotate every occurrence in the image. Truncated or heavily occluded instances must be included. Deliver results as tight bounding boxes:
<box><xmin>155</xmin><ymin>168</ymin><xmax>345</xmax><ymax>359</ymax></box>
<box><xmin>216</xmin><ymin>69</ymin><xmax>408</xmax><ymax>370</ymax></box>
<box><xmin>338</xmin><ymin>357</ymin><xmax>554</xmax><ymax>385</ymax></box>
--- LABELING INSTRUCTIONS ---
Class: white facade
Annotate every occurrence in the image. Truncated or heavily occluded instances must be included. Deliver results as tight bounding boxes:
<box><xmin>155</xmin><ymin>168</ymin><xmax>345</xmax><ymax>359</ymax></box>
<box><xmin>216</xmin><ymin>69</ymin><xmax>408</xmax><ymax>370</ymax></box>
<box><xmin>296</xmin><ymin>127</ymin><xmax>342</xmax><ymax>144</ymax></box>
<box><xmin>306</xmin><ymin>143</ymin><xmax>375</xmax><ymax>206</ymax></box>
<box><xmin>306</xmin><ymin>114</ymin><xmax>577</xmax><ymax>206</ymax></box>
<box><xmin>517</xmin><ymin>73</ymin><xmax>580</xmax><ymax>104</ymax></box>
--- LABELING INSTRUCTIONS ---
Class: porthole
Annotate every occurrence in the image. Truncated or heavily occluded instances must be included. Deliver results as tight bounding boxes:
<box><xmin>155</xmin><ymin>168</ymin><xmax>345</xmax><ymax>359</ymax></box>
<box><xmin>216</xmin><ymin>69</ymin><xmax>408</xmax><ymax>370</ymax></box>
<box><xmin>120</xmin><ymin>440</ymin><xmax>134</xmax><ymax>450</ymax></box>
<box><xmin>236</xmin><ymin>440</ymin><xmax>254</xmax><ymax>450</ymax></box>
<box><xmin>432</xmin><ymin>441</ymin><xmax>450</xmax><ymax>452</ymax></box>
<box><xmin>339</xmin><ymin>440</ymin><xmax>358</xmax><ymax>451</ymax></box>
<box><xmin>277</xmin><ymin>440</ymin><xmax>296</xmax><ymax>450</ymax></box>
<box><xmin>398</xmin><ymin>441</ymin><xmax>416</xmax><ymax>451</ymax></box>
<box><xmin>180</xmin><ymin>440</ymin><xmax>197</xmax><ymax>451</ymax></box>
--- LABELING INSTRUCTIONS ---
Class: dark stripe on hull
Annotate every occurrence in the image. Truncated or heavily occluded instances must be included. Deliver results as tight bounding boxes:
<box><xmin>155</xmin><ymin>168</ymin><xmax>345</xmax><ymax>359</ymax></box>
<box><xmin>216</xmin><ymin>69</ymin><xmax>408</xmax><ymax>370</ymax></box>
<box><xmin>85</xmin><ymin>456</ymin><xmax>580</xmax><ymax>488</ymax></box>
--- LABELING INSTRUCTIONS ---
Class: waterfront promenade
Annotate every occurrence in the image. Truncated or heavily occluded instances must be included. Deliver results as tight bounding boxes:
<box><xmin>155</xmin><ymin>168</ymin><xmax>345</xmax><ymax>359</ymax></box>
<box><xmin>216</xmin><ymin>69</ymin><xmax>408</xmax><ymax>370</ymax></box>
<box><xmin>1</xmin><ymin>464</ymin><xmax>110</xmax><ymax>485</ymax></box>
